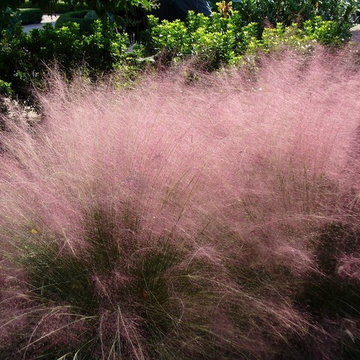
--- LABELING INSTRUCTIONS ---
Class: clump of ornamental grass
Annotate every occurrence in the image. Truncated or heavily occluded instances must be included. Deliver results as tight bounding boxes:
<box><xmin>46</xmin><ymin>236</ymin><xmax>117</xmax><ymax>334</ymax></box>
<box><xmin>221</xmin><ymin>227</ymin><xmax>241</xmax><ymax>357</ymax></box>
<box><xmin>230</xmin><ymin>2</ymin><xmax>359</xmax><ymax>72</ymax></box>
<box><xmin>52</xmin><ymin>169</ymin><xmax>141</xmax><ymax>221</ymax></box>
<box><xmin>0</xmin><ymin>49</ymin><xmax>360</xmax><ymax>359</ymax></box>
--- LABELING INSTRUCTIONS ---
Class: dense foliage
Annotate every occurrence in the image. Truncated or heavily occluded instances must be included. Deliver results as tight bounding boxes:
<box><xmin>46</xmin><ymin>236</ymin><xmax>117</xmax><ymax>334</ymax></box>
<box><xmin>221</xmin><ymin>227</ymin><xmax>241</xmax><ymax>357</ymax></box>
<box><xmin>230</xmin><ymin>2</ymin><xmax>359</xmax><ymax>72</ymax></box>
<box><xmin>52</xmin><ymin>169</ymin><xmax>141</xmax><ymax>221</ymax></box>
<box><xmin>212</xmin><ymin>0</ymin><xmax>357</xmax><ymax>27</ymax></box>
<box><xmin>0</xmin><ymin>7</ymin><xmax>21</xmax><ymax>36</ymax></box>
<box><xmin>55</xmin><ymin>9</ymin><xmax>98</xmax><ymax>33</ymax></box>
<box><xmin>0</xmin><ymin>8</ymin><xmax>355</xmax><ymax>104</ymax></box>
<box><xmin>0</xmin><ymin>20</ymin><xmax>146</xmax><ymax>102</ymax></box>
<box><xmin>146</xmin><ymin>11</ymin><xmax>352</xmax><ymax>69</ymax></box>
<box><xmin>0</xmin><ymin>1</ymin><xmax>358</xmax><ymax>103</ymax></box>
<box><xmin>0</xmin><ymin>0</ymin><xmax>23</xmax><ymax>12</ymax></box>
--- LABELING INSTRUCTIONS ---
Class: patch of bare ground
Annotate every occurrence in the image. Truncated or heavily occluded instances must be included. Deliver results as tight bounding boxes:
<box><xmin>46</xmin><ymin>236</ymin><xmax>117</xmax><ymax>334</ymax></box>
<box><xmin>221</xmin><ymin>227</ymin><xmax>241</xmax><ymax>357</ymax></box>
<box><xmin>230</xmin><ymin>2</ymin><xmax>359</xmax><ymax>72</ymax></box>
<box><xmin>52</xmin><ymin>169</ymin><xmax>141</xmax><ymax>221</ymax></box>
<box><xmin>351</xmin><ymin>25</ymin><xmax>360</xmax><ymax>46</ymax></box>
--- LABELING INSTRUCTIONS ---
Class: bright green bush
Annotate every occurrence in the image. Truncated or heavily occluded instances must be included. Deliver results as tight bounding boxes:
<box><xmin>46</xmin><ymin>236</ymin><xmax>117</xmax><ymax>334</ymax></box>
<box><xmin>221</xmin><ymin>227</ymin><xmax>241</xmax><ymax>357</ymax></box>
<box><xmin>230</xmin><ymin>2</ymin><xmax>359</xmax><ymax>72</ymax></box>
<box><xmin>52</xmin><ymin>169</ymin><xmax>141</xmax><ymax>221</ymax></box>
<box><xmin>0</xmin><ymin>7</ymin><xmax>355</xmax><ymax>103</ymax></box>
<box><xmin>18</xmin><ymin>7</ymin><xmax>42</xmax><ymax>24</ymax></box>
<box><xmin>304</xmin><ymin>15</ymin><xmax>352</xmax><ymax>45</ymax></box>
<box><xmin>146</xmin><ymin>11</ymin><xmax>351</xmax><ymax>70</ymax></box>
<box><xmin>212</xmin><ymin>0</ymin><xmax>357</xmax><ymax>28</ymax></box>
<box><xmin>0</xmin><ymin>79</ymin><xmax>12</xmax><ymax>96</ymax></box>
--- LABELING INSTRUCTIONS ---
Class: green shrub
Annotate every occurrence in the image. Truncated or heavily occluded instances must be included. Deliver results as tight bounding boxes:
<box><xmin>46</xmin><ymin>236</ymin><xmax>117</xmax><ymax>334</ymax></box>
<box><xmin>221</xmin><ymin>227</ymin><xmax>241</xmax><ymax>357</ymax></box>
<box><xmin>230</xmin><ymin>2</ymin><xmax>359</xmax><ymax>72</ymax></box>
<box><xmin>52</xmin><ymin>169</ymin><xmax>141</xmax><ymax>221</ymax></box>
<box><xmin>0</xmin><ymin>7</ymin><xmax>355</xmax><ymax>103</ymax></box>
<box><xmin>0</xmin><ymin>79</ymin><xmax>12</xmax><ymax>96</ymax></box>
<box><xmin>146</xmin><ymin>11</ymin><xmax>351</xmax><ymax>70</ymax></box>
<box><xmin>0</xmin><ymin>79</ymin><xmax>12</xmax><ymax>115</ymax></box>
<box><xmin>213</xmin><ymin>0</ymin><xmax>357</xmax><ymax>29</ymax></box>
<box><xmin>55</xmin><ymin>9</ymin><xmax>97</xmax><ymax>33</ymax></box>
<box><xmin>0</xmin><ymin>20</ymin><xmax>144</xmax><ymax>102</ymax></box>
<box><xmin>18</xmin><ymin>7</ymin><xmax>42</xmax><ymax>24</ymax></box>
<box><xmin>304</xmin><ymin>15</ymin><xmax>352</xmax><ymax>45</ymax></box>
<box><xmin>0</xmin><ymin>6</ymin><xmax>21</xmax><ymax>34</ymax></box>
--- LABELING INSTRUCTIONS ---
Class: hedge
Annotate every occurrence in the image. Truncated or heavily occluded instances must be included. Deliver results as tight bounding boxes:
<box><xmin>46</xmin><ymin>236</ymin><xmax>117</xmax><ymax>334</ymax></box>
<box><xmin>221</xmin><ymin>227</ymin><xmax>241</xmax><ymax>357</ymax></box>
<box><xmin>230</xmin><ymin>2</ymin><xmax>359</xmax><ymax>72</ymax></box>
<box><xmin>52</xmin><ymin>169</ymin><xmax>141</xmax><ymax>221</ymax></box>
<box><xmin>55</xmin><ymin>10</ymin><xmax>97</xmax><ymax>33</ymax></box>
<box><xmin>19</xmin><ymin>7</ymin><xmax>42</xmax><ymax>24</ymax></box>
<box><xmin>19</xmin><ymin>0</ymin><xmax>89</xmax><ymax>14</ymax></box>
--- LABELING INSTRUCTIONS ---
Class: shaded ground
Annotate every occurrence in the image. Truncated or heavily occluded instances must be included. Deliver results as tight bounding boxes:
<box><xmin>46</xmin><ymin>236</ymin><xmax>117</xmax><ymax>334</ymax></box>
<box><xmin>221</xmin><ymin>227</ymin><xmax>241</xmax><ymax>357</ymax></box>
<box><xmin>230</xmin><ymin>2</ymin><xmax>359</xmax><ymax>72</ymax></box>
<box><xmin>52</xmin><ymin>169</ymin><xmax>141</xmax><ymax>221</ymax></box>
<box><xmin>351</xmin><ymin>24</ymin><xmax>360</xmax><ymax>46</ymax></box>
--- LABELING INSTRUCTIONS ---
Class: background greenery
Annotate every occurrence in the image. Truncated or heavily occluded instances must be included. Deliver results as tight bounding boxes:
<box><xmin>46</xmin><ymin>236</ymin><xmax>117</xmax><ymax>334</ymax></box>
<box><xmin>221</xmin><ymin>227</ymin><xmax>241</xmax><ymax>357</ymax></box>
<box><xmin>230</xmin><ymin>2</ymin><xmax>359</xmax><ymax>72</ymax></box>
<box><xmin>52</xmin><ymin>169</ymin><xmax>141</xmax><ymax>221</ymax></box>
<box><xmin>0</xmin><ymin>0</ymin><xmax>358</xmax><ymax>103</ymax></box>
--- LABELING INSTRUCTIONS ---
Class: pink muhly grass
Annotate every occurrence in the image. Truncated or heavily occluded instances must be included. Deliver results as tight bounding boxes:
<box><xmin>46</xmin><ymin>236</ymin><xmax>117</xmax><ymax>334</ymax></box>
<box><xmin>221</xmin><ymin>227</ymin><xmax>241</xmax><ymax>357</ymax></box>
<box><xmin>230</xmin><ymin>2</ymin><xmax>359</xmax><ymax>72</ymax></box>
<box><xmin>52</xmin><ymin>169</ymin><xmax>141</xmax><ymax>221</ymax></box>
<box><xmin>0</xmin><ymin>49</ymin><xmax>360</xmax><ymax>359</ymax></box>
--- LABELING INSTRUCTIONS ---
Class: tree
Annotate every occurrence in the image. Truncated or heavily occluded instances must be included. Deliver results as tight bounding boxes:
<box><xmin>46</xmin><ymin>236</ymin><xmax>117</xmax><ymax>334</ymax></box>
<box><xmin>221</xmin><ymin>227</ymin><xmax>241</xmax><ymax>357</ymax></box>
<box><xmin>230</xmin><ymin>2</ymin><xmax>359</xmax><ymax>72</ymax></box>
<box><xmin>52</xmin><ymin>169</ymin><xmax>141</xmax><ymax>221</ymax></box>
<box><xmin>0</xmin><ymin>0</ymin><xmax>23</xmax><ymax>11</ymax></box>
<box><xmin>0</xmin><ymin>1</ymin><xmax>22</xmax><ymax>35</ymax></box>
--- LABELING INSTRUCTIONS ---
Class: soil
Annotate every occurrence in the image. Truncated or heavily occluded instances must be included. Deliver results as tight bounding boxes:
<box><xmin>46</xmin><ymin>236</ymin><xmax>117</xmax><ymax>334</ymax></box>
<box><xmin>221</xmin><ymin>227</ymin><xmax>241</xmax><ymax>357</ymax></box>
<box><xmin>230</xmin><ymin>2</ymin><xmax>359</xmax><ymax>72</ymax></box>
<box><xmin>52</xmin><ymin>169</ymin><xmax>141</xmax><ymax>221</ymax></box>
<box><xmin>351</xmin><ymin>25</ymin><xmax>360</xmax><ymax>46</ymax></box>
